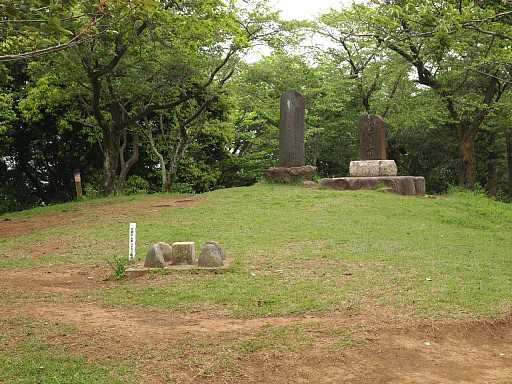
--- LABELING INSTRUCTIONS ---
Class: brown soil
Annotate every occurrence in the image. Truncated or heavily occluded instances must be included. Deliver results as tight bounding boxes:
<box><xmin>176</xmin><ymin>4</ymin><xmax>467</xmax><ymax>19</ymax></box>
<box><xmin>1</xmin><ymin>197</ymin><xmax>511</xmax><ymax>383</ymax></box>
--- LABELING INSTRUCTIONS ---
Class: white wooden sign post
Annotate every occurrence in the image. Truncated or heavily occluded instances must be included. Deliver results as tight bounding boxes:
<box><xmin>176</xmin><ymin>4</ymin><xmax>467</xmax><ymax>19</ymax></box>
<box><xmin>128</xmin><ymin>223</ymin><xmax>136</xmax><ymax>261</ymax></box>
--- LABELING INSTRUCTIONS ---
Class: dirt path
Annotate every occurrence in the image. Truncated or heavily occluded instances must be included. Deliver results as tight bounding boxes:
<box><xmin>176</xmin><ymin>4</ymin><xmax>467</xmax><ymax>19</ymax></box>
<box><xmin>1</xmin><ymin>264</ymin><xmax>511</xmax><ymax>383</ymax></box>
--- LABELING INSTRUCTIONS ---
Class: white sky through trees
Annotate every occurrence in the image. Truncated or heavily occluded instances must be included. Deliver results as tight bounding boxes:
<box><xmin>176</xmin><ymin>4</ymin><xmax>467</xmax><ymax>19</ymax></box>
<box><xmin>270</xmin><ymin>0</ymin><xmax>356</xmax><ymax>20</ymax></box>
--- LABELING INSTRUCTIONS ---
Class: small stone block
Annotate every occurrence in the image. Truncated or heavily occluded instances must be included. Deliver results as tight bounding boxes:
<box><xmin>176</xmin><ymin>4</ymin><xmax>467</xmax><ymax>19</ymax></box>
<box><xmin>349</xmin><ymin>160</ymin><xmax>397</xmax><ymax>177</ymax></box>
<box><xmin>171</xmin><ymin>242</ymin><xmax>195</xmax><ymax>265</ymax></box>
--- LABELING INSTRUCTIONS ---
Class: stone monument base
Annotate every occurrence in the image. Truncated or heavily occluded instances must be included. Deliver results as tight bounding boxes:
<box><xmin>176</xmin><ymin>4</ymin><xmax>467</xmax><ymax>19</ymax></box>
<box><xmin>349</xmin><ymin>160</ymin><xmax>397</xmax><ymax>177</ymax></box>
<box><xmin>264</xmin><ymin>165</ymin><xmax>317</xmax><ymax>183</ymax></box>
<box><xmin>319</xmin><ymin>176</ymin><xmax>426</xmax><ymax>196</ymax></box>
<box><xmin>126</xmin><ymin>259</ymin><xmax>234</xmax><ymax>277</ymax></box>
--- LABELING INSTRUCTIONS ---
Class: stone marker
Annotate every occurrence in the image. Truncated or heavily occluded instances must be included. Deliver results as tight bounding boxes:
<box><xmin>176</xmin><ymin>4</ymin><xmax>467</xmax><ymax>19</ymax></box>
<box><xmin>359</xmin><ymin>114</ymin><xmax>386</xmax><ymax>160</ymax></box>
<box><xmin>349</xmin><ymin>160</ymin><xmax>397</xmax><ymax>177</ymax></box>
<box><xmin>144</xmin><ymin>243</ymin><xmax>167</xmax><ymax>268</ymax></box>
<box><xmin>170</xmin><ymin>242</ymin><xmax>195</xmax><ymax>265</ymax></box>
<box><xmin>198</xmin><ymin>243</ymin><xmax>224</xmax><ymax>268</ymax></box>
<box><xmin>206</xmin><ymin>240</ymin><xmax>226</xmax><ymax>260</ymax></box>
<box><xmin>157</xmin><ymin>242</ymin><xmax>173</xmax><ymax>262</ymax></box>
<box><xmin>279</xmin><ymin>90</ymin><xmax>305</xmax><ymax>167</ymax></box>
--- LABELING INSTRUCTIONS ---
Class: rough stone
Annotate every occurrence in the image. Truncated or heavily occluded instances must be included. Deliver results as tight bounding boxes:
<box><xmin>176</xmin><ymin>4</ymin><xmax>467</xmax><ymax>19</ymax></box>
<box><xmin>198</xmin><ymin>244</ymin><xmax>224</xmax><ymax>268</ymax></box>
<box><xmin>303</xmin><ymin>181</ymin><xmax>319</xmax><ymax>188</ymax></box>
<box><xmin>156</xmin><ymin>242</ymin><xmax>173</xmax><ymax>262</ymax></box>
<box><xmin>206</xmin><ymin>240</ymin><xmax>226</xmax><ymax>260</ymax></box>
<box><xmin>264</xmin><ymin>165</ymin><xmax>317</xmax><ymax>183</ymax></box>
<box><xmin>359</xmin><ymin>114</ymin><xmax>386</xmax><ymax>160</ymax></box>
<box><xmin>170</xmin><ymin>242</ymin><xmax>195</xmax><ymax>265</ymax></box>
<box><xmin>279</xmin><ymin>90</ymin><xmax>305</xmax><ymax>167</ymax></box>
<box><xmin>349</xmin><ymin>160</ymin><xmax>397</xmax><ymax>177</ymax></box>
<box><xmin>144</xmin><ymin>243</ymin><xmax>167</xmax><ymax>268</ymax></box>
<box><xmin>319</xmin><ymin>176</ymin><xmax>426</xmax><ymax>196</ymax></box>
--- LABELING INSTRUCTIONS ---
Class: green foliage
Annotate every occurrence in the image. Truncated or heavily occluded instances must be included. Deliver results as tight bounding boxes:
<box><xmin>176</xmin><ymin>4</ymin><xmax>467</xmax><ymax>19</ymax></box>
<box><xmin>315</xmin><ymin>0</ymin><xmax>511</xmax><ymax>190</ymax></box>
<box><xmin>106</xmin><ymin>256</ymin><xmax>127</xmax><ymax>280</ymax></box>
<box><xmin>122</xmin><ymin>175</ymin><xmax>150</xmax><ymax>195</ymax></box>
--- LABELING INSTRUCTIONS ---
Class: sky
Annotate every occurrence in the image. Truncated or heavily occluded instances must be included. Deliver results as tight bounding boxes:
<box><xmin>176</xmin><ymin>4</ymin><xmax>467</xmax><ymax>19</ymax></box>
<box><xmin>244</xmin><ymin>0</ymin><xmax>359</xmax><ymax>62</ymax></box>
<box><xmin>270</xmin><ymin>0</ymin><xmax>355</xmax><ymax>20</ymax></box>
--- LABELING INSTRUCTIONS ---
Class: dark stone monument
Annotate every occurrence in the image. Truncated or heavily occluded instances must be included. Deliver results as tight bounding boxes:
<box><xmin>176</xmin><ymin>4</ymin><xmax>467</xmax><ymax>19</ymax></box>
<box><xmin>319</xmin><ymin>114</ymin><xmax>426</xmax><ymax>196</ymax></box>
<box><xmin>279</xmin><ymin>90</ymin><xmax>305</xmax><ymax>167</ymax></box>
<box><xmin>359</xmin><ymin>114</ymin><xmax>386</xmax><ymax>160</ymax></box>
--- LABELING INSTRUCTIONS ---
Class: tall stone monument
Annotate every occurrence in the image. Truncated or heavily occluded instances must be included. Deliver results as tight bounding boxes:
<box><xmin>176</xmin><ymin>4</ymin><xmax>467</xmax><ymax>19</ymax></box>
<box><xmin>279</xmin><ymin>90</ymin><xmax>305</xmax><ymax>167</ymax></box>
<box><xmin>359</xmin><ymin>114</ymin><xmax>386</xmax><ymax>160</ymax></box>
<box><xmin>264</xmin><ymin>90</ymin><xmax>316</xmax><ymax>183</ymax></box>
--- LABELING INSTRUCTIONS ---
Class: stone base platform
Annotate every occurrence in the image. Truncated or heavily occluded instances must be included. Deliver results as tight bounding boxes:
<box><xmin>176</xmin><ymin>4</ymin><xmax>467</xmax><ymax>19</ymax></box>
<box><xmin>349</xmin><ymin>160</ymin><xmax>397</xmax><ymax>177</ymax></box>
<box><xmin>319</xmin><ymin>176</ymin><xmax>426</xmax><ymax>196</ymax></box>
<box><xmin>264</xmin><ymin>165</ymin><xmax>317</xmax><ymax>183</ymax></box>
<box><xmin>126</xmin><ymin>258</ymin><xmax>234</xmax><ymax>277</ymax></box>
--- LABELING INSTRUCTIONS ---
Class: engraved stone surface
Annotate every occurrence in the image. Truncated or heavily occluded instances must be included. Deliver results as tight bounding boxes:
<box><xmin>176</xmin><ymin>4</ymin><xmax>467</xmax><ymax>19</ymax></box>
<box><xmin>171</xmin><ymin>242</ymin><xmax>195</xmax><ymax>265</ymax></box>
<box><xmin>359</xmin><ymin>114</ymin><xmax>386</xmax><ymax>160</ymax></box>
<box><xmin>349</xmin><ymin>160</ymin><xmax>397</xmax><ymax>177</ymax></box>
<box><xmin>279</xmin><ymin>90</ymin><xmax>305</xmax><ymax>167</ymax></box>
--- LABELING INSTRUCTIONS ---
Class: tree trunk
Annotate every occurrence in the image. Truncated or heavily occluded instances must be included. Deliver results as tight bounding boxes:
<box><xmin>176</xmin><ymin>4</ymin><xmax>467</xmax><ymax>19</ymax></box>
<box><xmin>487</xmin><ymin>162</ymin><xmax>498</xmax><ymax>197</ymax></box>
<box><xmin>117</xmin><ymin>132</ymin><xmax>140</xmax><ymax>192</ymax></box>
<box><xmin>142</xmin><ymin>119</ymin><xmax>168</xmax><ymax>192</ymax></box>
<box><xmin>100</xmin><ymin>144</ymin><xmax>119</xmax><ymax>196</ymax></box>
<box><xmin>506</xmin><ymin>130</ymin><xmax>512</xmax><ymax>200</ymax></box>
<box><xmin>100</xmin><ymin>124</ymin><xmax>122</xmax><ymax>196</ymax></box>
<box><xmin>457</xmin><ymin>132</ymin><xmax>477</xmax><ymax>188</ymax></box>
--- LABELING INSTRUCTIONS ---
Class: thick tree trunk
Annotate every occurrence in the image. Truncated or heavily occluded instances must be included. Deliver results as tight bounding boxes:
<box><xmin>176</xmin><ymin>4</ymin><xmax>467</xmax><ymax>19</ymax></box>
<box><xmin>100</xmin><ymin>144</ymin><xmax>119</xmax><ymax>196</ymax></box>
<box><xmin>457</xmin><ymin>132</ymin><xmax>477</xmax><ymax>188</ymax></box>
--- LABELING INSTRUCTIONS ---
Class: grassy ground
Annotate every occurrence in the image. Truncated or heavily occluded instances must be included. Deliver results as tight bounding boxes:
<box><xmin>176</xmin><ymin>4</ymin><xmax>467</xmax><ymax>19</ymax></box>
<box><xmin>1</xmin><ymin>183</ymin><xmax>511</xmax><ymax>382</ymax></box>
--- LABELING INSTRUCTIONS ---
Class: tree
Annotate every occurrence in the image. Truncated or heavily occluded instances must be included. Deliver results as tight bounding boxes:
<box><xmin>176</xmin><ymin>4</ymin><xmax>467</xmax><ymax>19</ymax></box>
<box><xmin>17</xmin><ymin>0</ymin><xmax>279</xmax><ymax>195</ymax></box>
<box><xmin>345</xmin><ymin>0</ymin><xmax>511</xmax><ymax>188</ymax></box>
<box><xmin>0</xmin><ymin>0</ymin><xmax>158</xmax><ymax>61</ymax></box>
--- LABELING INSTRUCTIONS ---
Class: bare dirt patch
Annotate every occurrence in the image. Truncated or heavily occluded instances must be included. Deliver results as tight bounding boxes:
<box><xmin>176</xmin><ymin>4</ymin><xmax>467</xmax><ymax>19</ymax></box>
<box><xmin>0</xmin><ymin>263</ymin><xmax>511</xmax><ymax>383</ymax></box>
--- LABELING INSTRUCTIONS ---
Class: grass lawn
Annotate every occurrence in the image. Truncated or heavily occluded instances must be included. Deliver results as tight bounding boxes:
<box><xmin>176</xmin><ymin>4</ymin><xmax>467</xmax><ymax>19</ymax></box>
<box><xmin>1</xmin><ymin>183</ymin><xmax>511</xmax><ymax>383</ymax></box>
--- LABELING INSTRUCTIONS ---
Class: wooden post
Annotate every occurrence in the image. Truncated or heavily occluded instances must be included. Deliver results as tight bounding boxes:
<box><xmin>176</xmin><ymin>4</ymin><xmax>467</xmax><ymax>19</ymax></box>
<box><xmin>73</xmin><ymin>169</ymin><xmax>83</xmax><ymax>200</ymax></box>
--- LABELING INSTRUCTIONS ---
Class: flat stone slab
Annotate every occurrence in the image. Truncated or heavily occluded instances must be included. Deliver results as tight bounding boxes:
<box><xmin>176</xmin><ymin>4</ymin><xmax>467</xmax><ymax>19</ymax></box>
<box><xmin>125</xmin><ymin>259</ymin><xmax>234</xmax><ymax>277</ymax></box>
<box><xmin>349</xmin><ymin>160</ymin><xmax>397</xmax><ymax>177</ymax></box>
<box><xmin>320</xmin><ymin>176</ymin><xmax>426</xmax><ymax>196</ymax></box>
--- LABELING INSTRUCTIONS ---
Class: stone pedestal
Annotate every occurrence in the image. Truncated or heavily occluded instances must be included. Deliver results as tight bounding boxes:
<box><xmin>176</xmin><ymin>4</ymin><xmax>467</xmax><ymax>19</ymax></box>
<box><xmin>319</xmin><ymin>176</ymin><xmax>426</xmax><ymax>196</ymax></box>
<box><xmin>349</xmin><ymin>160</ymin><xmax>397</xmax><ymax>177</ymax></box>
